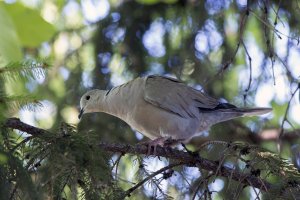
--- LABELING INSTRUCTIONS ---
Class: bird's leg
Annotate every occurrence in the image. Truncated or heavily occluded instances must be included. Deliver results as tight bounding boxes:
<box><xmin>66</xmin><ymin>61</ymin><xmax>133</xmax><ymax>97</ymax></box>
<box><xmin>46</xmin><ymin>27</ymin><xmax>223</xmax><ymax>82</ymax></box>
<box><xmin>145</xmin><ymin>137</ymin><xmax>169</xmax><ymax>156</ymax></box>
<box><xmin>141</xmin><ymin>137</ymin><xmax>185</xmax><ymax>156</ymax></box>
<box><xmin>164</xmin><ymin>138</ymin><xmax>185</xmax><ymax>146</ymax></box>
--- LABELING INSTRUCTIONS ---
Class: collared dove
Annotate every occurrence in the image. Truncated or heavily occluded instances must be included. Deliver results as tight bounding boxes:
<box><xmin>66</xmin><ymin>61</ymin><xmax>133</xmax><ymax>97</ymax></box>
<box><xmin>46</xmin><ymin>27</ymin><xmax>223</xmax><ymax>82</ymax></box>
<box><xmin>78</xmin><ymin>75</ymin><xmax>271</xmax><ymax>149</ymax></box>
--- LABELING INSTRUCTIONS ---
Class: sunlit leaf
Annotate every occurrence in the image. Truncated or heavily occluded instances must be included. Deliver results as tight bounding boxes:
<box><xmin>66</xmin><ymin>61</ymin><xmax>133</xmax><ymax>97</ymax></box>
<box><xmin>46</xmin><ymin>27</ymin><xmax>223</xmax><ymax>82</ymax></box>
<box><xmin>0</xmin><ymin>5</ymin><xmax>22</xmax><ymax>66</ymax></box>
<box><xmin>3</xmin><ymin>2</ymin><xmax>56</xmax><ymax>47</ymax></box>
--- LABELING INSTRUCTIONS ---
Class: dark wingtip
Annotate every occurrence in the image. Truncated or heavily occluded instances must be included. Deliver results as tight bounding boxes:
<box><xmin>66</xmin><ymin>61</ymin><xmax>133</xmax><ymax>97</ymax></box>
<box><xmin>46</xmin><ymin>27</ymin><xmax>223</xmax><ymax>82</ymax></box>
<box><xmin>215</xmin><ymin>103</ymin><xmax>237</xmax><ymax>109</ymax></box>
<box><xmin>198</xmin><ymin>103</ymin><xmax>237</xmax><ymax>111</ymax></box>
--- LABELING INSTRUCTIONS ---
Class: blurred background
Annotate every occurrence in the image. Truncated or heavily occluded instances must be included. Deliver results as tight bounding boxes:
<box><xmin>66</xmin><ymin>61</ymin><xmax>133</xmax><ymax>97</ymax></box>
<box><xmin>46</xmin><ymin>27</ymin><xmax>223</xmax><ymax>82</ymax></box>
<box><xmin>1</xmin><ymin>0</ymin><xmax>300</xmax><ymax>199</ymax></box>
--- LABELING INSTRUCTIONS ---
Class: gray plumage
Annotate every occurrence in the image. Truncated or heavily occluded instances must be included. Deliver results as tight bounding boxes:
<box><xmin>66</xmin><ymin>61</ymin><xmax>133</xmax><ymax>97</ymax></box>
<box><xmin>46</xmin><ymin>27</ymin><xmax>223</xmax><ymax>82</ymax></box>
<box><xmin>79</xmin><ymin>75</ymin><xmax>271</xmax><ymax>142</ymax></box>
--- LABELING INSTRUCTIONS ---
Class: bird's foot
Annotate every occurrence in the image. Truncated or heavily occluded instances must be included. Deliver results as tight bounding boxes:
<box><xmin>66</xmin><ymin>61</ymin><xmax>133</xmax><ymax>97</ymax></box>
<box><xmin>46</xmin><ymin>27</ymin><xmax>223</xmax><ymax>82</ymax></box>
<box><xmin>146</xmin><ymin>137</ymin><xmax>168</xmax><ymax>156</ymax></box>
<box><xmin>141</xmin><ymin>137</ymin><xmax>184</xmax><ymax>156</ymax></box>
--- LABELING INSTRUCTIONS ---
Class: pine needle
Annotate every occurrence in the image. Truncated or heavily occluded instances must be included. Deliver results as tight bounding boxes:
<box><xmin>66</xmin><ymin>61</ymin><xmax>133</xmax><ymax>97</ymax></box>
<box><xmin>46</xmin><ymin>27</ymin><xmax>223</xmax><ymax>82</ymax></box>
<box><xmin>1</xmin><ymin>94</ymin><xmax>43</xmax><ymax>112</ymax></box>
<box><xmin>0</xmin><ymin>60</ymin><xmax>50</xmax><ymax>82</ymax></box>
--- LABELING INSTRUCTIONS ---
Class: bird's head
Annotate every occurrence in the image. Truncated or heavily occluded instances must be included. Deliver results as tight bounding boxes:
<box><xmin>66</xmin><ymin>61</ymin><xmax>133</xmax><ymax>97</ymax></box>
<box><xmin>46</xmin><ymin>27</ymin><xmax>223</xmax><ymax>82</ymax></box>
<box><xmin>78</xmin><ymin>89</ymin><xmax>106</xmax><ymax>119</ymax></box>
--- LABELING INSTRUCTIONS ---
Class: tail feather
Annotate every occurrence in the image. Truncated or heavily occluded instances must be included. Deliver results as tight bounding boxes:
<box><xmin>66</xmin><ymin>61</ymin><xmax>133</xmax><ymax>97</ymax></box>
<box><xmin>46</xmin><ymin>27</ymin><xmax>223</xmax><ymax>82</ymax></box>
<box><xmin>200</xmin><ymin>107</ymin><xmax>272</xmax><ymax>128</ymax></box>
<box><xmin>216</xmin><ymin>107</ymin><xmax>272</xmax><ymax>117</ymax></box>
<box><xmin>237</xmin><ymin>107</ymin><xmax>272</xmax><ymax>116</ymax></box>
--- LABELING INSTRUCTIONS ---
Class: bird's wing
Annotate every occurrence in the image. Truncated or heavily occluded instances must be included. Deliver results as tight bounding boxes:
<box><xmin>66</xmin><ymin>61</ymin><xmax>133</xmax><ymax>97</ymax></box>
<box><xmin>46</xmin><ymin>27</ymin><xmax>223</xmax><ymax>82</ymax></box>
<box><xmin>144</xmin><ymin>75</ymin><xmax>220</xmax><ymax>118</ymax></box>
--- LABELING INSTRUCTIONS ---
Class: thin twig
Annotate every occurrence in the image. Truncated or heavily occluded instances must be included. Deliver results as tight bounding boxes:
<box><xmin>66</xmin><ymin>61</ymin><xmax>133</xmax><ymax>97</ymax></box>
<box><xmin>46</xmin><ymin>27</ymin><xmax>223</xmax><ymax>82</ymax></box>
<box><xmin>9</xmin><ymin>136</ymin><xmax>32</xmax><ymax>153</ymax></box>
<box><xmin>203</xmin><ymin>5</ymin><xmax>249</xmax><ymax>87</ymax></box>
<box><xmin>278</xmin><ymin>86</ymin><xmax>300</xmax><ymax>143</ymax></box>
<box><xmin>196</xmin><ymin>140</ymin><xmax>229</xmax><ymax>152</ymax></box>
<box><xmin>249</xmin><ymin>8</ymin><xmax>299</xmax><ymax>41</ymax></box>
<box><xmin>124</xmin><ymin>162</ymin><xmax>184</xmax><ymax>197</ymax></box>
<box><xmin>241</xmin><ymin>40</ymin><xmax>252</xmax><ymax>105</ymax></box>
<box><xmin>112</xmin><ymin>153</ymin><xmax>124</xmax><ymax>180</ymax></box>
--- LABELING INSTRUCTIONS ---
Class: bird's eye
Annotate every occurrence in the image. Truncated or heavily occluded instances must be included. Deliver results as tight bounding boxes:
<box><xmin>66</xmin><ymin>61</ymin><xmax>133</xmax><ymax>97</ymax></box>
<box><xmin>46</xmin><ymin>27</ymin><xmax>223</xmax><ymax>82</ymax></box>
<box><xmin>86</xmin><ymin>95</ymin><xmax>90</xmax><ymax>100</ymax></box>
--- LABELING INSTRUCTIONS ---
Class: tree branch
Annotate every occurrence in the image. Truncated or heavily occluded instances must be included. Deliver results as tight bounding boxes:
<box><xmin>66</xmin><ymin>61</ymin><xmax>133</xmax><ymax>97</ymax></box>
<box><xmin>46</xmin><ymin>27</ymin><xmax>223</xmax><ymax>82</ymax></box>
<box><xmin>3</xmin><ymin>117</ymin><xmax>273</xmax><ymax>192</ymax></box>
<box><xmin>98</xmin><ymin>142</ymin><xmax>271</xmax><ymax>191</ymax></box>
<box><xmin>4</xmin><ymin>117</ymin><xmax>46</xmax><ymax>136</ymax></box>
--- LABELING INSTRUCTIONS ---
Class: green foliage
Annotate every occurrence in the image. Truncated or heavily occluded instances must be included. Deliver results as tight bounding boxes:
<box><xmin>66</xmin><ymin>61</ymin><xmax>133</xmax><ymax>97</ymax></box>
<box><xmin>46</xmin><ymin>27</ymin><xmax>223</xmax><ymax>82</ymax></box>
<box><xmin>0</xmin><ymin>128</ymin><xmax>41</xmax><ymax>200</ymax></box>
<box><xmin>6</xmin><ymin>122</ymin><xmax>123</xmax><ymax>199</ymax></box>
<box><xmin>2</xmin><ymin>2</ymin><xmax>56</xmax><ymax>47</ymax></box>
<box><xmin>0</xmin><ymin>94</ymin><xmax>43</xmax><ymax>113</ymax></box>
<box><xmin>0</xmin><ymin>60</ymin><xmax>48</xmax><ymax>198</ymax></box>
<box><xmin>199</xmin><ymin>141</ymin><xmax>300</xmax><ymax>198</ymax></box>
<box><xmin>1</xmin><ymin>113</ymin><xmax>124</xmax><ymax>199</ymax></box>
<box><xmin>0</xmin><ymin>60</ymin><xmax>49</xmax><ymax>82</ymax></box>
<box><xmin>0</xmin><ymin>60</ymin><xmax>50</xmax><ymax>113</ymax></box>
<box><xmin>0</xmin><ymin>6</ymin><xmax>22</xmax><ymax>65</ymax></box>
<box><xmin>0</xmin><ymin>1</ymin><xmax>56</xmax><ymax>65</ymax></box>
<box><xmin>1</xmin><ymin>0</ymin><xmax>300</xmax><ymax>199</ymax></box>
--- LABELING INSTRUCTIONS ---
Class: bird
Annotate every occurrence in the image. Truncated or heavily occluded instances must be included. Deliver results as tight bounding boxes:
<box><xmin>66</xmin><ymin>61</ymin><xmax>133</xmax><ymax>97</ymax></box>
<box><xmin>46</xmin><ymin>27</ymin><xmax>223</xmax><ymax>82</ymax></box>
<box><xmin>78</xmin><ymin>75</ymin><xmax>271</xmax><ymax>153</ymax></box>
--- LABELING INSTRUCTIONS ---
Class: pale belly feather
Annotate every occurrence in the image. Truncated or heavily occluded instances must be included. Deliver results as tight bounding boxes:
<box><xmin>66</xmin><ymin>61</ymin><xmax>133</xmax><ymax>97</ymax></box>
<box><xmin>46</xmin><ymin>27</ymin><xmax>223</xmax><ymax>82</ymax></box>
<box><xmin>126</xmin><ymin>102</ymin><xmax>199</xmax><ymax>140</ymax></box>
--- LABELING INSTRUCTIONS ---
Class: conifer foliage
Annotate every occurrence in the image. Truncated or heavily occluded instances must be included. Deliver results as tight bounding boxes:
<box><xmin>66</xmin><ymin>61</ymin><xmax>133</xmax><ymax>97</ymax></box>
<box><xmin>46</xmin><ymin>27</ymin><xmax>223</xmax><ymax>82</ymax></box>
<box><xmin>1</xmin><ymin>0</ymin><xmax>300</xmax><ymax>199</ymax></box>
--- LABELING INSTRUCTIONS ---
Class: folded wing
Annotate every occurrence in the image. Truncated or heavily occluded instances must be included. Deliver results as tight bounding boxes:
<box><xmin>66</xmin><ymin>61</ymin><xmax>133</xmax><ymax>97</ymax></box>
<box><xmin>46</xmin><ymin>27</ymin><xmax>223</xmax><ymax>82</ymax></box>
<box><xmin>144</xmin><ymin>75</ymin><xmax>220</xmax><ymax>118</ymax></box>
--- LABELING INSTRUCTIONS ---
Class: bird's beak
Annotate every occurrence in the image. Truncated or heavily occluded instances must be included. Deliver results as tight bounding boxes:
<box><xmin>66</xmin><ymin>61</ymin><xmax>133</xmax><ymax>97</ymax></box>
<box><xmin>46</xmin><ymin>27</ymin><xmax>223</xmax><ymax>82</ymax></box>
<box><xmin>78</xmin><ymin>108</ymin><xmax>84</xmax><ymax>119</ymax></box>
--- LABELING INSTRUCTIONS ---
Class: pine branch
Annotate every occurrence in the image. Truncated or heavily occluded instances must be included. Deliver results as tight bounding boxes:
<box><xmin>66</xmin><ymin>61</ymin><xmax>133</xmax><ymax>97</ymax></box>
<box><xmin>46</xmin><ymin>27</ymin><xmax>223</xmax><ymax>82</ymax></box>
<box><xmin>1</xmin><ymin>94</ymin><xmax>43</xmax><ymax>112</ymax></box>
<box><xmin>97</xmin><ymin>143</ymin><xmax>272</xmax><ymax>191</ymax></box>
<box><xmin>3</xmin><ymin>117</ymin><xmax>274</xmax><ymax>193</ymax></box>
<box><xmin>4</xmin><ymin>118</ymin><xmax>47</xmax><ymax>136</ymax></box>
<box><xmin>0</xmin><ymin>60</ymin><xmax>49</xmax><ymax>81</ymax></box>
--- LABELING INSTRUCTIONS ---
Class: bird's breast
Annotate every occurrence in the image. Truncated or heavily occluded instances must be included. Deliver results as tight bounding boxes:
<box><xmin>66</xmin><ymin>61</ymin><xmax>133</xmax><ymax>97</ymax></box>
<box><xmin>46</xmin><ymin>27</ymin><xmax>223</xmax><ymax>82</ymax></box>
<box><xmin>125</xmin><ymin>100</ymin><xmax>198</xmax><ymax>140</ymax></box>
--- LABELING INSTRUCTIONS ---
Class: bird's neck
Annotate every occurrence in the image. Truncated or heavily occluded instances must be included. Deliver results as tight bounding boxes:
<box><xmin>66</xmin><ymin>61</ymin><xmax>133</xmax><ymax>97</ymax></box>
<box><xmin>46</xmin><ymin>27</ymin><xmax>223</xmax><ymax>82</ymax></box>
<box><xmin>101</xmin><ymin>78</ymin><xmax>143</xmax><ymax>121</ymax></box>
<box><xmin>101</xmin><ymin>86</ymin><xmax>131</xmax><ymax>120</ymax></box>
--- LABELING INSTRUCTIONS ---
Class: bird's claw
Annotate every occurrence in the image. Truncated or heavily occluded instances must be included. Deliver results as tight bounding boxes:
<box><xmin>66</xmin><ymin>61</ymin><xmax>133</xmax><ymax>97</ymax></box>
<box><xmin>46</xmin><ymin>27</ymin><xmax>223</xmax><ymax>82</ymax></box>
<box><xmin>145</xmin><ymin>137</ymin><xmax>167</xmax><ymax>156</ymax></box>
<box><xmin>141</xmin><ymin>137</ymin><xmax>184</xmax><ymax>156</ymax></box>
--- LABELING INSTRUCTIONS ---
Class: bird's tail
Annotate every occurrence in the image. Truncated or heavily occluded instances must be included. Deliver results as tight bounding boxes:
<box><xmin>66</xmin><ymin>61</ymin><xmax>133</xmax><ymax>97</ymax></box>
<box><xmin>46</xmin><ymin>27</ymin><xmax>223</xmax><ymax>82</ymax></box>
<box><xmin>208</xmin><ymin>107</ymin><xmax>272</xmax><ymax>124</ymax></box>
<box><xmin>197</xmin><ymin>107</ymin><xmax>272</xmax><ymax>132</ymax></box>
<box><xmin>235</xmin><ymin>107</ymin><xmax>272</xmax><ymax>117</ymax></box>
